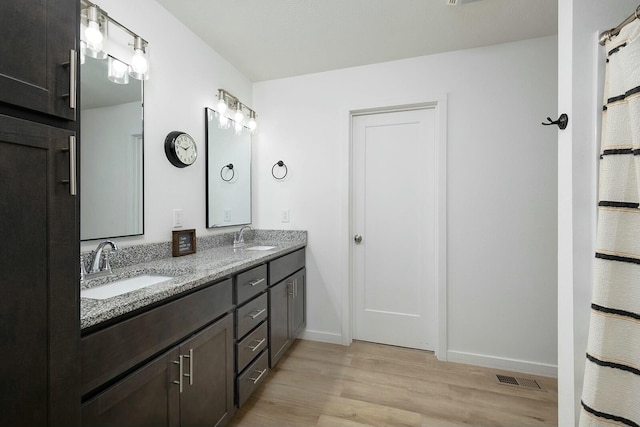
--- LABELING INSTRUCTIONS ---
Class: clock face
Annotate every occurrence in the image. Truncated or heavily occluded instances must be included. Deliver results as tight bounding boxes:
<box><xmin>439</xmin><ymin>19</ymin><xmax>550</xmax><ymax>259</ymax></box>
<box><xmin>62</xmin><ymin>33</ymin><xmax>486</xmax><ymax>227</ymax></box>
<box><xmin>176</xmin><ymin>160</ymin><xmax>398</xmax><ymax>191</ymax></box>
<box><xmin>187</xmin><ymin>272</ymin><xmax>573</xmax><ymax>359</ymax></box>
<box><xmin>174</xmin><ymin>134</ymin><xmax>197</xmax><ymax>165</ymax></box>
<box><xmin>165</xmin><ymin>131</ymin><xmax>197</xmax><ymax>168</ymax></box>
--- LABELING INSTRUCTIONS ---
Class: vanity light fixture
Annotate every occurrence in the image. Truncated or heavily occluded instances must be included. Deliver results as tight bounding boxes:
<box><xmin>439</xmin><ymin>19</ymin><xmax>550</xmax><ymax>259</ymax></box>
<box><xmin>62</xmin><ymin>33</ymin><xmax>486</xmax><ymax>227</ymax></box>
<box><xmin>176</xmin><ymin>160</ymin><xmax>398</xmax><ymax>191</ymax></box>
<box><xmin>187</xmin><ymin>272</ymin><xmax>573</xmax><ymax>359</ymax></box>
<box><xmin>80</xmin><ymin>0</ymin><xmax>151</xmax><ymax>82</ymax></box>
<box><xmin>214</xmin><ymin>89</ymin><xmax>258</xmax><ymax>135</ymax></box>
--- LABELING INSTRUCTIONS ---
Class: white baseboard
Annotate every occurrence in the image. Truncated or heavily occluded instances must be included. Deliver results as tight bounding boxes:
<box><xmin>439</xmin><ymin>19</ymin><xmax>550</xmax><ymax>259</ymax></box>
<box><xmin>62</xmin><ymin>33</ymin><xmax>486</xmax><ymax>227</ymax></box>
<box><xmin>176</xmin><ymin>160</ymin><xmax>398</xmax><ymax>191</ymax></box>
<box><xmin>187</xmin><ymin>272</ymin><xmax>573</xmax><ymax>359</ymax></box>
<box><xmin>447</xmin><ymin>350</ymin><xmax>558</xmax><ymax>378</ymax></box>
<box><xmin>300</xmin><ymin>329</ymin><xmax>344</xmax><ymax>345</ymax></box>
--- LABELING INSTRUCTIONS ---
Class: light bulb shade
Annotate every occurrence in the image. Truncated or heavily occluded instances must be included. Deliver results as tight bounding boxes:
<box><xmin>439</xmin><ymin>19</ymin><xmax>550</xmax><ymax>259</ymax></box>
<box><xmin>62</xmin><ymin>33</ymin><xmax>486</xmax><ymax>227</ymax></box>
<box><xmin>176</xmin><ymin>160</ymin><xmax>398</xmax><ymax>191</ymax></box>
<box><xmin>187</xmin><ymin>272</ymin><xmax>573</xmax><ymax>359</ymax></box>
<box><xmin>81</xmin><ymin>6</ymin><xmax>107</xmax><ymax>59</ymax></box>
<box><xmin>128</xmin><ymin>37</ymin><xmax>149</xmax><ymax>80</ymax></box>
<box><xmin>108</xmin><ymin>56</ymin><xmax>129</xmax><ymax>84</ymax></box>
<box><xmin>234</xmin><ymin>107</ymin><xmax>244</xmax><ymax>124</ymax></box>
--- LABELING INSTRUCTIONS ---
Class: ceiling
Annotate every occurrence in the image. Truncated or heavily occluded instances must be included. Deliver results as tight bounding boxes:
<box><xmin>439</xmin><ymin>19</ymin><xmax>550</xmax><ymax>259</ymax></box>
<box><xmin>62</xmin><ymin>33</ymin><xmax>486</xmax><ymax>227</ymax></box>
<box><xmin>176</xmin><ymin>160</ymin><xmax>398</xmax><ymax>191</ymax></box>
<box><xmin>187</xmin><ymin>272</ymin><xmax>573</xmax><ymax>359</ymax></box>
<box><xmin>154</xmin><ymin>0</ymin><xmax>558</xmax><ymax>82</ymax></box>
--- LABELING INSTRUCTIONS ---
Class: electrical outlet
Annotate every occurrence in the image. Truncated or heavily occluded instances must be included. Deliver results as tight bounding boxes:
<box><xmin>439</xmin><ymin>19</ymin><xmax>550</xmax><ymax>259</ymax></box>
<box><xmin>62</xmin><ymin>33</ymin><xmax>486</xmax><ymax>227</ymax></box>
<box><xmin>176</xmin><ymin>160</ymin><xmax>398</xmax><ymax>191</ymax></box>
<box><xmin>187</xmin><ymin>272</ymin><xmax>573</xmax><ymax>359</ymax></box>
<box><xmin>224</xmin><ymin>209</ymin><xmax>231</xmax><ymax>222</ymax></box>
<box><xmin>173</xmin><ymin>209</ymin><xmax>183</xmax><ymax>228</ymax></box>
<box><xmin>281</xmin><ymin>209</ymin><xmax>290</xmax><ymax>223</ymax></box>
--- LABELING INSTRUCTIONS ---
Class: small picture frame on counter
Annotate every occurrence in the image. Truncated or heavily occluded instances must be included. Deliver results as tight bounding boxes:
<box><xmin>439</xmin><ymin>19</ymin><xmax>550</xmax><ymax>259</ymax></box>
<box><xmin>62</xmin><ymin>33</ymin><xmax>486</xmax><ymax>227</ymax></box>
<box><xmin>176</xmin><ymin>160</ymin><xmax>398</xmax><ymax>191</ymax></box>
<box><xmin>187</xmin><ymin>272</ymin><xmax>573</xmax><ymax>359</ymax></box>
<box><xmin>172</xmin><ymin>229</ymin><xmax>197</xmax><ymax>257</ymax></box>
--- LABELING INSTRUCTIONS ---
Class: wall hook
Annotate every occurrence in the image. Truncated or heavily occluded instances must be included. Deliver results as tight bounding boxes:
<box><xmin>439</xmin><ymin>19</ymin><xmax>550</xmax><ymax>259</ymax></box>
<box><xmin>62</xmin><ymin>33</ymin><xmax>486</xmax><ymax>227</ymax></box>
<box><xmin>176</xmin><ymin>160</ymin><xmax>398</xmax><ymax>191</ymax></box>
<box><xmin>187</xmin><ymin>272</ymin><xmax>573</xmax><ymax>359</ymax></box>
<box><xmin>272</xmin><ymin>160</ymin><xmax>288</xmax><ymax>180</ymax></box>
<box><xmin>541</xmin><ymin>113</ymin><xmax>568</xmax><ymax>129</ymax></box>
<box><xmin>220</xmin><ymin>163</ymin><xmax>235</xmax><ymax>182</ymax></box>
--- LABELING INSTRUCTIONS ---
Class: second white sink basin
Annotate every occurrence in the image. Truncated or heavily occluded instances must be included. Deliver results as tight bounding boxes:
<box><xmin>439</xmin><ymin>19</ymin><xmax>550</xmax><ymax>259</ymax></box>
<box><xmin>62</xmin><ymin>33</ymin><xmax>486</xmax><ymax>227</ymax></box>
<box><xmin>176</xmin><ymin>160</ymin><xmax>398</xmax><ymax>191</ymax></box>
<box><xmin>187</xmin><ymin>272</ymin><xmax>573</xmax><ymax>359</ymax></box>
<box><xmin>246</xmin><ymin>245</ymin><xmax>276</xmax><ymax>251</ymax></box>
<box><xmin>81</xmin><ymin>274</ymin><xmax>174</xmax><ymax>300</ymax></box>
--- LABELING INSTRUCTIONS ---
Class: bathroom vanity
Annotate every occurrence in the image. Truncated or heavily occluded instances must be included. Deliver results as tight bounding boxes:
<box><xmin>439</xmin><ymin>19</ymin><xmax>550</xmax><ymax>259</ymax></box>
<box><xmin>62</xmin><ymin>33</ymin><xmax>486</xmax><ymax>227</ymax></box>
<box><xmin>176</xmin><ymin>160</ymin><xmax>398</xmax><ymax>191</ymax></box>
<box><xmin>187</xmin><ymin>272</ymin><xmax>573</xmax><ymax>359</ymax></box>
<box><xmin>79</xmin><ymin>232</ymin><xmax>306</xmax><ymax>427</ymax></box>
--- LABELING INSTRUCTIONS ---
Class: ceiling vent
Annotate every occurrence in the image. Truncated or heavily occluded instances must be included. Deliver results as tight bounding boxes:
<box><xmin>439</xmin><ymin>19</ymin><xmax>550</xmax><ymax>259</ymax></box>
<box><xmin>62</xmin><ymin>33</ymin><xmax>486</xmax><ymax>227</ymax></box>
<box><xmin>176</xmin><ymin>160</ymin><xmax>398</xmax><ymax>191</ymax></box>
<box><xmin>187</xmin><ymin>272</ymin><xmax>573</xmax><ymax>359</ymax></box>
<box><xmin>447</xmin><ymin>0</ymin><xmax>466</xmax><ymax>5</ymax></box>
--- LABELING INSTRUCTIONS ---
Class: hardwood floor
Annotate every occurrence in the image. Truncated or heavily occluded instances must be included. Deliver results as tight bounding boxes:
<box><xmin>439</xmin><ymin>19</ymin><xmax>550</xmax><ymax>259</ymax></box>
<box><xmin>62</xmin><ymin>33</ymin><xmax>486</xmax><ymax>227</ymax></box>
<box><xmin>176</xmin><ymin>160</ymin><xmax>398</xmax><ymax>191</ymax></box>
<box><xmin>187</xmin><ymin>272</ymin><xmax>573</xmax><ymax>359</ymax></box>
<box><xmin>230</xmin><ymin>340</ymin><xmax>558</xmax><ymax>427</ymax></box>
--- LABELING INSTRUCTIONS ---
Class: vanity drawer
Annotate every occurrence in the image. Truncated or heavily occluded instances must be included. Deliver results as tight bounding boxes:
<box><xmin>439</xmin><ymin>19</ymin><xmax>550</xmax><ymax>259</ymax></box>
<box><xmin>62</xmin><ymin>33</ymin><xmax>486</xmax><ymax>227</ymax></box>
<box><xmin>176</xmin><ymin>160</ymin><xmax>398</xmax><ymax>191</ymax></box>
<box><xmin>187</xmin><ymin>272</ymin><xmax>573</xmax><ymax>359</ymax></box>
<box><xmin>81</xmin><ymin>279</ymin><xmax>233</xmax><ymax>395</ymax></box>
<box><xmin>236</xmin><ymin>322</ymin><xmax>268</xmax><ymax>373</ymax></box>
<box><xmin>235</xmin><ymin>264</ymin><xmax>268</xmax><ymax>304</ymax></box>
<box><xmin>237</xmin><ymin>350</ymin><xmax>269</xmax><ymax>407</ymax></box>
<box><xmin>236</xmin><ymin>293</ymin><xmax>268</xmax><ymax>338</ymax></box>
<box><xmin>269</xmin><ymin>248</ymin><xmax>305</xmax><ymax>286</ymax></box>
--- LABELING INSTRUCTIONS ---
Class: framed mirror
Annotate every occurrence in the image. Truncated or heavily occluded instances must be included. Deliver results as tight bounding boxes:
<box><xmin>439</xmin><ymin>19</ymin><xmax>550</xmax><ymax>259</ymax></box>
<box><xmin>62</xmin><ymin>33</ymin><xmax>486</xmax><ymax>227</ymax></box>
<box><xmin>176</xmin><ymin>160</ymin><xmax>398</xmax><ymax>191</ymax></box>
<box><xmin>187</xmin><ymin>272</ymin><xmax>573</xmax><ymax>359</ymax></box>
<box><xmin>80</xmin><ymin>55</ymin><xmax>144</xmax><ymax>240</ymax></box>
<box><xmin>205</xmin><ymin>107</ymin><xmax>251</xmax><ymax>227</ymax></box>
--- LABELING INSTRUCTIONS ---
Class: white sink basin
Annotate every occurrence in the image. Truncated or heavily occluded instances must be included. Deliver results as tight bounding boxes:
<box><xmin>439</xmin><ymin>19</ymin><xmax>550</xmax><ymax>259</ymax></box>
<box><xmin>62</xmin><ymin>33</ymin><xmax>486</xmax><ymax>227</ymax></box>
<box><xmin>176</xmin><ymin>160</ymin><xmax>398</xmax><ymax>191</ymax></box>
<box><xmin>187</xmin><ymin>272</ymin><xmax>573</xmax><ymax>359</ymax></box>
<box><xmin>246</xmin><ymin>245</ymin><xmax>276</xmax><ymax>251</ymax></box>
<box><xmin>81</xmin><ymin>274</ymin><xmax>174</xmax><ymax>300</ymax></box>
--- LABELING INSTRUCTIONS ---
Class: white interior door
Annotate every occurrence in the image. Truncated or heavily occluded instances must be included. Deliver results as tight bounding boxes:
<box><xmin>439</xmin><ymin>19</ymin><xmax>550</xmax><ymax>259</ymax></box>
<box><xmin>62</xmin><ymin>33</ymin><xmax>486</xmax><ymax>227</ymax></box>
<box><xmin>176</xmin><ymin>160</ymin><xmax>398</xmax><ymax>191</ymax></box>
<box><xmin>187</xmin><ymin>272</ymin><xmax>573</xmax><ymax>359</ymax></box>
<box><xmin>352</xmin><ymin>108</ymin><xmax>436</xmax><ymax>351</ymax></box>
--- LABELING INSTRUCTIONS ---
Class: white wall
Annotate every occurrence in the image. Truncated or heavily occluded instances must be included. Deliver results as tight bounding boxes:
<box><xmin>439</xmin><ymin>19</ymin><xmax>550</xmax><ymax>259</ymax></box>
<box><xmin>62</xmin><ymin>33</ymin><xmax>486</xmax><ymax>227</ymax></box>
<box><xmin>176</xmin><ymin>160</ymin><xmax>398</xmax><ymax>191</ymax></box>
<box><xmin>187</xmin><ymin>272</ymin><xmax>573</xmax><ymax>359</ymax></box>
<box><xmin>253</xmin><ymin>36</ymin><xmax>559</xmax><ymax>375</ymax></box>
<box><xmin>81</xmin><ymin>0</ymin><xmax>253</xmax><ymax>251</ymax></box>
<box><xmin>557</xmin><ymin>0</ymin><xmax>638</xmax><ymax>424</ymax></box>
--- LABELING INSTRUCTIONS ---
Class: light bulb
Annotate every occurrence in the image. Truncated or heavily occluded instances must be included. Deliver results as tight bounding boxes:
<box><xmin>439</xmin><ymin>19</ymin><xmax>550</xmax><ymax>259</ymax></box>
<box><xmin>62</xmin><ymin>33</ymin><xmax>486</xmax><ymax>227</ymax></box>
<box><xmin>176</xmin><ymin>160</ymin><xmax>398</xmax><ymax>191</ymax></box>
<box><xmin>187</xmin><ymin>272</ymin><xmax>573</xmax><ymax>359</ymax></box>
<box><xmin>218</xmin><ymin>114</ymin><xmax>230</xmax><ymax>129</ymax></box>
<box><xmin>129</xmin><ymin>37</ymin><xmax>149</xmax><ymax>80</ymax></box>
<box><xmin>108</xmin><ymin>57</ymin><xmax>129</xmax><ymax>84</ymax></box>
<box><xmin>131</xmin><ymin>49</ymin><xmax>148</xmax><ymax>73</ymax></box>
<box><xmin>80</xmin><ymin>41</ymin><xmax>86</xmax><ymax>64</ymax></box>
<box><xmin>234</xmin><ymin>106</ymin><xmax>244</xmax><ymax>124</ymax></box>
<box><xmin>85</xmin><ymin>20</ymin><xmax>103</xmax><ymax>50</ymax></box>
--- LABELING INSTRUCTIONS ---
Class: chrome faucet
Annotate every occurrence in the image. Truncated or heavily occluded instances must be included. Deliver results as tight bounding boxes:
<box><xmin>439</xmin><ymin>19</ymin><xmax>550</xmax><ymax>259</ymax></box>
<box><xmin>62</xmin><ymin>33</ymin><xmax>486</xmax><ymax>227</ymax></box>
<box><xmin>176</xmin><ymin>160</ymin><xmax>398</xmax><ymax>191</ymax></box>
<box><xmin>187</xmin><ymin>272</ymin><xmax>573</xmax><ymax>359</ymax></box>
<box><xmin>233</xmin><ymin>225</ymin><xmax>252</xmax><ymax>248</ymax></box>
<box><xmin>85</xmin><ymin>240</ymin><xmax>119</xmax><ymax>278</ymax></box>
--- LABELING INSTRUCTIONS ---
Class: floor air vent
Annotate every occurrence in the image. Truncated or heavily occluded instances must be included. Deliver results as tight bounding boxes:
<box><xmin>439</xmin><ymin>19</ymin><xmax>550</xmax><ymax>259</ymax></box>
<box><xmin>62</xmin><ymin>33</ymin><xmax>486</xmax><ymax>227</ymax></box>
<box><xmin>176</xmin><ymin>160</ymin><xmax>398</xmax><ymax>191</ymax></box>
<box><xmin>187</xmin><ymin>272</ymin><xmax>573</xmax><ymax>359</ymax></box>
<box><xmin>496</xmin><ymin>374</ymin><xmax>543</xmax><ymax>390</ymax></box>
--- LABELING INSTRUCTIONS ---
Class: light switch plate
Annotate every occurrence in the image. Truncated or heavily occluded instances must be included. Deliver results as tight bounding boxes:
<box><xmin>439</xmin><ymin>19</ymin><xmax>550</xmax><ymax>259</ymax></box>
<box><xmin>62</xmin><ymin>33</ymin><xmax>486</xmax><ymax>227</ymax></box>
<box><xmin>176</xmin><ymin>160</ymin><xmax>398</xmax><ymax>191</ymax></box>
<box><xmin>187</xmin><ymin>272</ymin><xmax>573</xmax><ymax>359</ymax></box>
<box><xmin>173</xmin><ymin>209</ymin><xmax>183</xmax><ymax>228</ymax></box>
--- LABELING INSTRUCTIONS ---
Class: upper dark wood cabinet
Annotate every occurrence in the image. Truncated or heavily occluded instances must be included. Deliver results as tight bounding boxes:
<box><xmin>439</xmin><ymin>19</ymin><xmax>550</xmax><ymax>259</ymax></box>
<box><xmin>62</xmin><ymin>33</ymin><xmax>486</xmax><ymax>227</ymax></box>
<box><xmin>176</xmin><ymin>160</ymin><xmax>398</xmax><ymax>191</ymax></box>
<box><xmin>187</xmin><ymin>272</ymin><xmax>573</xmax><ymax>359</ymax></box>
<box><xmin>0</xmin><ymin>0</ymin><xmax>77</xmax><ymax>120</ymax></box>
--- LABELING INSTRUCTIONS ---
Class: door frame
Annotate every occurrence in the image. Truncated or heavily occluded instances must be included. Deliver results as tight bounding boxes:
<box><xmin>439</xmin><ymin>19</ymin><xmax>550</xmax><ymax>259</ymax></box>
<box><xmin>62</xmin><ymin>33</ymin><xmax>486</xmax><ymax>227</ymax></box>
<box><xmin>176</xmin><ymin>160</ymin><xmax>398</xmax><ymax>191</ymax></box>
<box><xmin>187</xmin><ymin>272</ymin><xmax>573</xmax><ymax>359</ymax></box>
<box><xmin>339</xmin><ymin>94</ymin><xmax>448</xmax><ymax>360</ymax></box>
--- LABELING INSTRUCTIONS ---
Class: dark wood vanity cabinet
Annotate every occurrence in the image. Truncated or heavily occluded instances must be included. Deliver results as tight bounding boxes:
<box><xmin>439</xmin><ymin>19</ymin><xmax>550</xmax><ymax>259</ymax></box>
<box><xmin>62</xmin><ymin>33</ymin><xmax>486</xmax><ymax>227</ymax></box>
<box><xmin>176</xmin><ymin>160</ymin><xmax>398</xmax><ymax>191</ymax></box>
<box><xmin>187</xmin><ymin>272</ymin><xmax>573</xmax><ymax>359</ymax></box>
<box><xmin>0</xmin><ymin>1</ymin><xmax>80</xmax><ymax>425</ymax></box>
<box><xmin>82</xmin><ymin>314</ymin><xmax>234</xmax><ymax>427</ymax></box>
<box><xmin>0</xmin><ymin>0</ymin><xmax>78</xmax><ymax>120</ymax></box>
<box><xmin>81</xmin><ymin>281</ymin><xmax>235</xmax><ymax>427</ymax></box>
<box><xmin>268</xmin><ymin>249</ymin><xmax>306</xmax><ymax>368</ymax></box>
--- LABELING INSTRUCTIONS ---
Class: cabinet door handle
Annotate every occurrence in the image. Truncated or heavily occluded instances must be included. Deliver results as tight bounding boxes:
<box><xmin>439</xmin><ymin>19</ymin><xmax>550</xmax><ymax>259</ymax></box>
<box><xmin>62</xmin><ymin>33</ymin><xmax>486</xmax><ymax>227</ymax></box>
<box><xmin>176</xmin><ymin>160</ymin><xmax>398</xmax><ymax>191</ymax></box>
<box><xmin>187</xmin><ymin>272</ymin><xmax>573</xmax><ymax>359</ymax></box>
<box><xmin>69</xmin><ymin>49</ymin><xmax>77</xmax><ymax>109</ymax></box>
<box><xmin>248</xmin><ymin>308</ymin><xmax>266</xmax><ymax>319</ymax></box>
<box><xmin>294</xmin><ymin>279</ymin><xmax>298</xmax><ymax>298</ymax></box>
<box><xmin>288</xmin><ymin>280</ymin><xmax>294</xmax><ymax>296</ymax></box>
<box><xmin>172</xmin><ymin>355</ymin><xmax>184</xmax><ymax>393</ymax></box>
<box><xmin>183</xmin><ymin>349</ymin><xmax>193</xmax><ymax>386</ymax></box>
<box><xmin>249</xmin><ymin>278</ymin><xmax>265</xmax><ymax>287</ymax></box>
<box><xmin>61</xmin><ymin>136</ymin><xmax>77</xmax><ymax>196</ymax></box>
<box><xmin>247</xmin><ymin>338</ymin><xmax>266</xmax><ymax>352</ymax></box>
<box><xmin>249</xmin><ymin>368</ymin><xmax>267</xmax><ymax>384</ymax></box>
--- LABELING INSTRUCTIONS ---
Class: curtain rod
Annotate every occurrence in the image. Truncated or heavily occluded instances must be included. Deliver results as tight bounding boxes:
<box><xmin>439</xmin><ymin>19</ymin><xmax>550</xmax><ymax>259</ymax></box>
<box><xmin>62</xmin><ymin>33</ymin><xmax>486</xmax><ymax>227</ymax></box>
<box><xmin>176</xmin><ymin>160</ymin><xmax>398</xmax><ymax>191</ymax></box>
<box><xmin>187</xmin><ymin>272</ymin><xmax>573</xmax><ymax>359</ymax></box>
<box><xmin>599</xmin><ymin>5</ymin><xmax>640</xmax><ymax>45</ymax></box>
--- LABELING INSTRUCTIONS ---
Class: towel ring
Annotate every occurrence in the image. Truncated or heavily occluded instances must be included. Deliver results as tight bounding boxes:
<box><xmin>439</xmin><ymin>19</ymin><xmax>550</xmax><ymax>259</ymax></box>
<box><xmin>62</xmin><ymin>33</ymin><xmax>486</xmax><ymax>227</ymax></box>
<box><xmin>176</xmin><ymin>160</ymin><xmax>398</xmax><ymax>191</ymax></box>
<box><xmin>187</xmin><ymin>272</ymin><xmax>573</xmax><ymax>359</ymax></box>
<box><xmin>220</xmin><ymin>163</ymin><xmax>235</xmax><ymax>182</ymax></box>
<box><xmin>272</xmin><ymin>160</ymin><xmax>288</xmax><ymax>180</ymax></box>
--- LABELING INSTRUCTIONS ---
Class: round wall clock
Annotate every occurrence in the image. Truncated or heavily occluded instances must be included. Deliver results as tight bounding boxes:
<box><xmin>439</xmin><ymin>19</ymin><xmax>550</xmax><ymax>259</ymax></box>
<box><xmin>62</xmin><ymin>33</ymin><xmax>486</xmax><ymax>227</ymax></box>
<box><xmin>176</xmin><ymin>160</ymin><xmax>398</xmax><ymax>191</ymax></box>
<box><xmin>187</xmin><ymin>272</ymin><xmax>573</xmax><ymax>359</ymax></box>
<box><xmin>165</xmin><ymin>131</ymin><xmax>198</xmax><ymax>168</ymax></box>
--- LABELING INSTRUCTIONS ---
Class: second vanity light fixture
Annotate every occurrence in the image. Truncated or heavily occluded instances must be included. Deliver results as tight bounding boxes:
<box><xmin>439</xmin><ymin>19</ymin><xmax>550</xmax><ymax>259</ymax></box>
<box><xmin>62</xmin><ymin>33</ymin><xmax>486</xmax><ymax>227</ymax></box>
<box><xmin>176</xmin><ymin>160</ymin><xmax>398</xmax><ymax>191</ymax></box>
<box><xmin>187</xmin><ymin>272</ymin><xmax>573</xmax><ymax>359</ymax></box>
<box><xmin>215</xmin><ymin>89</ymin><xmax>258</xmax><ymax>135</ymax></box>
<box><xmin>80</xmin><ymin>0</ymin><xmax>150</xmax><ymax>82</ymax></box>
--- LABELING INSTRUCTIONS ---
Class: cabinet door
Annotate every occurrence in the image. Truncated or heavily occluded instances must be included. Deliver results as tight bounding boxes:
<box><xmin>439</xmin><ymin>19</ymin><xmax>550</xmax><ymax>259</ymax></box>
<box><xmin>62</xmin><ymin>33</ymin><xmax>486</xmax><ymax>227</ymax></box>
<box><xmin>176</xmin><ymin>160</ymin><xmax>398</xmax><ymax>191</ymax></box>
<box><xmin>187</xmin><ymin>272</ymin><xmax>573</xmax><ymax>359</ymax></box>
<box><xmin>0</xmin><ymin>0</ymin><xmax>77</xmax><ymax>120</ymax></box>
<box><xmin>268</xmin><ymin>279</ymin><xmax>291</xmax><ymax>368</ymax></box>
<box><xmin>0</xmin><ymin>115</ymin><xmax>79</xmax><ymax>426</ymax></box>
<box><xmin>290</xmin><ymin>268</ymin><xmax>306</xmax><ymax>340</ymax></box>
<box><xmin>82</xmin><ymin>348</ymin><xmax>180</xmax><ymax>427</ymax></box>
<box><xmin>180</xmin><ymin>313</ymin><xmax>234</xmax><ymax>427</ymax></box>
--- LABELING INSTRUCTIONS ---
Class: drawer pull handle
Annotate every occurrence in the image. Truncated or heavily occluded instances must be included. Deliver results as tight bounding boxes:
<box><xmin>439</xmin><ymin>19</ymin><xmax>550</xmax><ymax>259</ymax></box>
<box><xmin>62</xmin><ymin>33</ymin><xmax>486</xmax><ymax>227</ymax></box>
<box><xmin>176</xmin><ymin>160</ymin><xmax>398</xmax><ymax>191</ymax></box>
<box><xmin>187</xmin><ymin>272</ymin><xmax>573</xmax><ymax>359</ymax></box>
<box><xmin>248</xmin><ymin>308</ymin><xmax>266</xmax><ymax>319</ymax></box>
<box><xmin>247</xmin><ymin>338</ymin><xmax>266</xmax><ymax>352</ymax></box>
<box><xmin>183</xmin><ymin>349</ymin><xmax>194</xmax><ymax>386</ymax></box>
<box><xmin>172</xmin><ymin>355</ymin><xmax>184</xmax><ymax>393</ymax></box>
<box><xmin>249</xmin><ymin>368</ymin><xmax>267</xmax><ymax>384</ymax></box>
<box><xmin>249</xmin><ymin>278</ymin><xmax>266</xmax><ymax>287</ymax></box>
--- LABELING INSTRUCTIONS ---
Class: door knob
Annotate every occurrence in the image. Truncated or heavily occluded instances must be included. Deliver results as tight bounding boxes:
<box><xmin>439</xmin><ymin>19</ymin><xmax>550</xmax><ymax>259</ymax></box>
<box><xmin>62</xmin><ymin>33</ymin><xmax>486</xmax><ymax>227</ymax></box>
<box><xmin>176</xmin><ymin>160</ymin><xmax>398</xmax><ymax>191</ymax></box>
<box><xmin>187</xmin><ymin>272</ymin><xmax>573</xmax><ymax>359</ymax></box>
<box><xmin>354</xmin><ymin>234</ymin><xmax>363</xmax><ymax>244</ymax></box>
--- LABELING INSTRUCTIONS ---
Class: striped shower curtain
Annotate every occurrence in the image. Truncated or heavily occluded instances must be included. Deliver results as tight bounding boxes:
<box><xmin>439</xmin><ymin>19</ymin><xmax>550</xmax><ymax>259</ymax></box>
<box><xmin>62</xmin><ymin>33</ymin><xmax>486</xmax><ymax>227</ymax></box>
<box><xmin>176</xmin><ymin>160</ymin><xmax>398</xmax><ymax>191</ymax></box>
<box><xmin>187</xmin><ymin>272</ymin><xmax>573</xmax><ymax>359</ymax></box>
<box><xmin>580</xmin><ymin>18</ymin><xmax>640</xmax><ymax>427</ymax></box>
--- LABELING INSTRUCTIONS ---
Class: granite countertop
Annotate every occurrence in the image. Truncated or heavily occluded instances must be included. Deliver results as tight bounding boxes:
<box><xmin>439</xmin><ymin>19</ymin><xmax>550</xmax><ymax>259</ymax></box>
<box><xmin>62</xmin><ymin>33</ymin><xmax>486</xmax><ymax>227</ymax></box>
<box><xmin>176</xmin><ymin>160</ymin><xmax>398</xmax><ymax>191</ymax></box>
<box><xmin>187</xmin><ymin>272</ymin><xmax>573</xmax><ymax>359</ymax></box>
<box><xmin>81</xmin><ymin>231</ymin><xmax>306</xmax><ymax>330</ymax></box>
